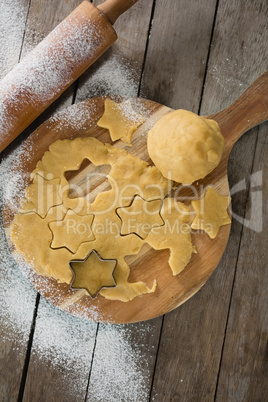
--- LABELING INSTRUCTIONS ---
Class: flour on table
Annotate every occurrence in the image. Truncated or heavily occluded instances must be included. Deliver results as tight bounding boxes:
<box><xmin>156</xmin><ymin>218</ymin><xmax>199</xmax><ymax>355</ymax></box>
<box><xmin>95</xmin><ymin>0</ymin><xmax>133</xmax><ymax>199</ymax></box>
<box><xmin>49</xmin><ymin>101</ymin><xmax>97</xmax><ymax>132</ymax></box>
<box><xmin>0</xmin><ymin>0</ymin><xmax>28</xmax><ymax>78</ymax></box>
<box><xmin>0</xmin><ymin>1</ymin><xmax>154</xmax><ymax>392</ymax></box>
<box><xmin>86</xmin><ymin>323</ymin><xmax>153</xmax><ymax>402</ymax></box>
<box><xmin>77</xmin><ymin>53</ymin><xmax>139</xmax><ymax>100</ymax></box>
<box><xmin>0</xmin><ymin>147</ymin><xmax>155</xmax><ymax>400</ymax></box>
<box><xmin>0</xmin><ymin>9</ymin><xmax>102</xmax><ymax>141</ymax></box>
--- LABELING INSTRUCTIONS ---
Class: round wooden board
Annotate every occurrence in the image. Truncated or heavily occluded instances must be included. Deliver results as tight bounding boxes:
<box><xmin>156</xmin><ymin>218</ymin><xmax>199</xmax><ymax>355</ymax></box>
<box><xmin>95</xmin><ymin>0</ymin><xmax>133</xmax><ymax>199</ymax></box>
<box><xmin>3</xmin><ymin>97</ymin><xmax>231</xmax><ymax>323</ymax></box>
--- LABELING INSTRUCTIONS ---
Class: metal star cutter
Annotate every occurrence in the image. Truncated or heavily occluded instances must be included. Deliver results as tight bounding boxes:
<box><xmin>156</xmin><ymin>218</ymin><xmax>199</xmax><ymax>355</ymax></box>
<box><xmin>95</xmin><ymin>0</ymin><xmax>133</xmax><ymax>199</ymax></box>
<box><xmin>69</xmin><ymin>250</ymin><xmax>117</xmax><ymax>298</ymax></box>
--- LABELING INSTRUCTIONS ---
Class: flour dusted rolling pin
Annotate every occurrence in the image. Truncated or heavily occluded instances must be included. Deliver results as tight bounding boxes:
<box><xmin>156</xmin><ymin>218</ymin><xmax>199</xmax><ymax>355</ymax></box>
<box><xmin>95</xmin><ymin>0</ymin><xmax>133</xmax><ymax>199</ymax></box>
<box><xmin>0</xmin><ymin>0</ymin><xmax>138</xmax><ymax>153</ymax></box>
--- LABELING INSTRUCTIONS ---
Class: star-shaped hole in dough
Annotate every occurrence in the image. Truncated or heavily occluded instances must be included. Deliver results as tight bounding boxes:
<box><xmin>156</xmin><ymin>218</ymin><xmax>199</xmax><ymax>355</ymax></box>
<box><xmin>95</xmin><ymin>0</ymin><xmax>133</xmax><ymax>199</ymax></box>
<box><xmin>97</xmin><ymin>99</ymin><xmax>146</xmax><ymax>144</ymax></box>
<box><xmin>116</xmin><ymin>195</ymin><xmax>164</xmax><ymax>240</ymax></box>
<box><xmin>49</xmin><ymin>210</ymin><xmax>95</xmax><ymax>253</ymax></box>
<box><xmin>19</xmin><ymin>174</ymin><xmax>63</xmax><ymax>218</ymax></box>
<box><xmin>191</xmin><ymin>187</ymin><xmax>231</xmax><ymax>239</ymax></box>
<box><xmin>69</xmin><ymin>250</ymin><xmax>117</xmax><ymax>298</ymax></box>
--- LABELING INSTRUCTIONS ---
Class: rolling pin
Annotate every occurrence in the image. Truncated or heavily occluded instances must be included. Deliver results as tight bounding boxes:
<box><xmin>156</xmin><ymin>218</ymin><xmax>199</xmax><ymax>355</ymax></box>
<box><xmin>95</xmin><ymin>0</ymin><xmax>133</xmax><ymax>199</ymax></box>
<box><xmin>0</xmin><ymin>0</ymin><xmax>138</xmax><ymax>153</ymax></box>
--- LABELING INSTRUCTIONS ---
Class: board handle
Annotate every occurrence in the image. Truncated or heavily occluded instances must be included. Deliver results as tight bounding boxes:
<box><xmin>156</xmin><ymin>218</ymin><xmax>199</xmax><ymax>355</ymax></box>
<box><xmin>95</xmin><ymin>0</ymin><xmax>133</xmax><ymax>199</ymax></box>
<box><xmin>98</xmin><ymin>0</ymin><xmax>139</xmax><ymax>24</ymax></box>
<box><xmin>210</xmin><ymin>70</ymin><xmax>268</xmax><ymax>147</ymax></box>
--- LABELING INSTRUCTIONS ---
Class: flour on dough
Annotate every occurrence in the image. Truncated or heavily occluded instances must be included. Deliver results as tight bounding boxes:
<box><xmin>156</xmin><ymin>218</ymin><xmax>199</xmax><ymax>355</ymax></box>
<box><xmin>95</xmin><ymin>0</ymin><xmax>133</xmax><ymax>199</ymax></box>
<box><xmin>97</xmin><ymin>99</ymin><xmax>146</xmax><ymax>144</ymax></box>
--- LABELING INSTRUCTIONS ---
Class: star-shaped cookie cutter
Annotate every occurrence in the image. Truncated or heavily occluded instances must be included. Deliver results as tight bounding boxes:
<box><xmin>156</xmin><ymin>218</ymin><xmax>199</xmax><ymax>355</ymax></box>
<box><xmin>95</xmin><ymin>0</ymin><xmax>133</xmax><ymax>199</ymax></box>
<box><xmin>116</xmin><ymin>194</ymin><xmax>164</xmax><ymax>240</ymax></box>
<box><xmin>69</xmin><ymin>250</ymin><xmax>117</xmax><ymax>299</ymax></box>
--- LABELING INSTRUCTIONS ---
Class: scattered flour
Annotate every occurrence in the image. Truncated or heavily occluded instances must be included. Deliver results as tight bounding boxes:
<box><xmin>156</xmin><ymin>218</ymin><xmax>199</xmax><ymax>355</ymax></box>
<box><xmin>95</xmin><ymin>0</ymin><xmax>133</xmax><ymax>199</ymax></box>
<box><xmin>31</xmin><ymin>298</ymin><xmax>98</xmax><ymax>397</ymax></box>
<box><xmin>0</xmin><ymin>148</ymin><xmax>37</xmax><ymax>342</ymax></box>
<box><xmin>115</xmin><ymin>99</ymin><xmax>147</xmax><ymax>125</ymax></box>
<box><xmin>1</xmin><ymin>139</ymin><xmax>34</xmax><ymax>219</ymax></box>
<box><xmin>0</xmin><ymin>3</ymin><xmax>154</xmax><ymax>398</ymax></box>
<box><xmin>49</xmin><ymin>101</ymin><xmax>97</xmax><ymax>133</ymax></box>
<box><xmin>0</xmin><ymin>4</ymin><xmax>113</xmax><ymax>143</ymax></box>
<box><xmin>87</xmin><ymin>323</ymin><xmax>153</xmax><ymax>402</ymax></box>
<box><xmin>0</xmin><ymin>220</ymin><xmax>36</xmax><ymax>343</ymax></box>
<box><xmin>0</xmin><ymin>0</ymin><xmax>28</xmax><ymax>77</ymax></box>
<box><xmin>0</xmin><ymin>132</ymin><xmax>154</xmax><ymax>401</ymax></box>
<box><xmin>77</xmin><ymin>53</ymin><xmax>139</xmax><ymax>100</ymax></box>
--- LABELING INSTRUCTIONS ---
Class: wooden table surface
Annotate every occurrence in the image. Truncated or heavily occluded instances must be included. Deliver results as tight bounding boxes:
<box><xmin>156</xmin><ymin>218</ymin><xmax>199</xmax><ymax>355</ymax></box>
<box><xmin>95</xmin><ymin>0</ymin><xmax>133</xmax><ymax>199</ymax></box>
<box><xmin>0</xmin><ymin>1</ymin><xmax>267</xmax><ymax>401</ymax></box>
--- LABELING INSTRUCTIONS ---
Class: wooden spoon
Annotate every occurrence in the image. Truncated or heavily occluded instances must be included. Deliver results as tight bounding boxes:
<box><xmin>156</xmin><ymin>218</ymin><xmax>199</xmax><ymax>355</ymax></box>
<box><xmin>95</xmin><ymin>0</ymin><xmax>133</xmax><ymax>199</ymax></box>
<box><xmin>3</xmin><ymin>71</ymin><xmax>268</xmax><ymax>323</ymax></box>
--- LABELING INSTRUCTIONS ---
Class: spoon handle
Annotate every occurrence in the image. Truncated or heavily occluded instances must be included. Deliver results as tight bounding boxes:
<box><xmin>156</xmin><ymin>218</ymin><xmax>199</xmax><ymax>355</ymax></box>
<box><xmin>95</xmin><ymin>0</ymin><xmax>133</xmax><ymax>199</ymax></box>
<box><xmin>210</xmin><ymin>70</ymin><xmax>268</xmax><ymax>147</ymax></box>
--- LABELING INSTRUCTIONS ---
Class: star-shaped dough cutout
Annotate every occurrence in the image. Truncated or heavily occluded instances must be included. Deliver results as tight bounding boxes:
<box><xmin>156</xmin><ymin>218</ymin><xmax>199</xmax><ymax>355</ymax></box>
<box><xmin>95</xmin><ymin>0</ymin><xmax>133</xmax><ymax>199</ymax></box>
<box><xmin>97</xmin><ymin>99</ymin><xmax>146</xmax><ymax>144</ymax></box>
<box><xmin>69</xmin><ymin>250</ymin><xmax>117</xmax><ymax>298</ymax></box>
<box><xmin>116</xmin><ymin>195</ymin><xmax>164</xmax><ymax>239</ymax></box>
<box><xmin>191</xmin><ymin>187</ymin><xmax>231</xmax><ymax>239</ymax></box>
<box><xmin>49</xmin><ymin>210</ymin><xmax>95</xmax><ymax>253</ymax></box>
<box><xmin>146</xmin><ymin>198</ymin><xmax>195</xmax><ymax>275</ymax></box>
<box><xmin>20</xmin><ymin>174</ymin><xmax>62</xmax><ymax>217</ymax></box>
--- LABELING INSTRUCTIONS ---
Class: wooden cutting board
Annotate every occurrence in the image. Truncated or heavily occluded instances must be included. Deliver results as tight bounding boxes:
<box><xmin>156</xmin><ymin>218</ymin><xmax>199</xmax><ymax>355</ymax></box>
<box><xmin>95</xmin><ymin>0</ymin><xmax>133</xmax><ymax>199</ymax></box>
<box><xmin>3</xmin><ymin>73</ymin><xmax>268</xmax><ymax>323</ymax></box>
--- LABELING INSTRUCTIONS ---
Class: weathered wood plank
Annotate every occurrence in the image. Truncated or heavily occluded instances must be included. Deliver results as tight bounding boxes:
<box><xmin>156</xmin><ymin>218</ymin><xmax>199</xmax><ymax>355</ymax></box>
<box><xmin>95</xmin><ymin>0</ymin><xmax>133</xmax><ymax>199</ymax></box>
<box><xmin>86</xmin><ymin>321</ymin><xmax>163</xmax><ymax>401</ymax></box>
<box><xmin>0</xmin><ymin>0</ymin><xmax>30</xmax><ymax>76</ymax></box>
<box><xmin>17</xmin><ymin>0</ymin><xmax>82</xmax><ymax>138</ymax></box>
<box><xmin>0</xmin><ymin>2</ymin><xmax>36</xmax><ymax>401</ymax></box>
<box><xmin>81</xmin><ymin>0</ymin><xmax>217</xmax><ymax>399</ymax></box>
<box><xmin>148</xmin><ymin>134</ymin><xmax>259</xmax><ymax>399</ymax></box>
<box><xmin>140</xmin><ymin>0</ymin><xmax>218</xmax><ymax>111</ymax></box>
<box><xmin>22</xmin><ymin>1</ymin><xmax>161</xmax><ymax>401</ymax></box>
<box><xmin>215</xmin><ymin>125</ymin><xmax>268</xmax><ymax>401</ymax></box>
<box><xmin>149</xmin><ymin>0</ymin><xmax>268</xmax><ymax>400</ymax></box>
<box><xmin>1</xmin><ymin>0</ymin><xmax>266</xmax><ymax>400</ymax></box>
<box><xmin>76</xmin><ymin>0</ymin><xmax>154</xmax><ymax>100</ymax></box>
<box><xmin>0</xmin><ymin>242</ymin><xmax>37</xmax><ymax>402</ymax></box>
<box><xmin>77</xmin><ymin>1</ymin><xmax>165</xmax><ymax>400</ymax></box>
<box><xmin>18</xmin><ymin>1</ymin><xmax>94</xmax><ymax>400</ymax></box>
<box><xmin>205</xmin><ymin>2</ymin><xmax>268</xmax><ymax>398</ymax></box>
<box><xmin>22</xmin><ymin>298</ymin><xmax>98</xmax><ymax>402</ymax></box>
<box><xmin>201</xmin><ymin>0</ymin><xmax>268</xmax><ymax>114</ymax></box>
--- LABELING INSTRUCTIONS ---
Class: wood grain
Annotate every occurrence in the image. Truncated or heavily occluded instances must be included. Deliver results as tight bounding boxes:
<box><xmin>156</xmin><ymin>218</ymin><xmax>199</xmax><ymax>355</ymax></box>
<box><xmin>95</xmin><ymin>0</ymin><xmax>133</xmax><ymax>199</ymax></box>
<box><xmin>215</xmin><ymin>123</ymin><xmax>268</xmax><ymax>401</ymax></box>
<box><xmin>98</xmin><ymin>0</ymin><xmax>139</xmax><ymax>25</ymax></box>
<box><xmin>5</xmin><ymin>83</ymin><xmax>266</xmax><ymax>324</ymax></box>
<box><xmin>77</xmin><ymin>0</ymin><xmax>154</xmax><ymax>101</ymax></box>
<box><xmin>0</xmin><ymin>0</ymin><xmax>117</xmax><ymax>152</ymax></box>
<box><xmin>150</xmin><ymin>0</ymin><xmax>268</xmax><ymax>400</ymax></box>
<box><xmin>3</xmin><ymin>0</ymin><xmax>248</xmax><ymax>331</ymax></box>
<box><xmin>0</xmin><ymin>2</ymin><xmax>36</xmax><ymax>402</ymax></box>
<box><xmin>13</xmin><ymin>2</ymin><xmax>95</xmax><ymax>401</ymax></box>
<box><xmin>0</xmin><ymin>0</ymin><xmax>30</xmax><ymax>77</ymax></box>
<box><xmin>0</xmin><ymin>0</ymin><xmax>267</xmax><ymax>400</ymax></box>
<box><xmin>22</xmin><ymin>297</ymin><xmax>98</xmax><ymax>402</ymax></box>
<box><xmin>86</xmin><ymin>320</ymin><xmax>163</xmax><ymax>401</ymax></box>
<box><xmin>140</xmin><ymin>0</ymin><xmax>218</xmax><ymax>111</ymax></box>
<box><xmin>20</xmin><ymin>1</ymin><xmax>158</xmax><ymax>400</ymax></box>
<box><xmin>201</xmin><ymin>0</ymin><xmax>268</xmax><ymax>115</ymax></box>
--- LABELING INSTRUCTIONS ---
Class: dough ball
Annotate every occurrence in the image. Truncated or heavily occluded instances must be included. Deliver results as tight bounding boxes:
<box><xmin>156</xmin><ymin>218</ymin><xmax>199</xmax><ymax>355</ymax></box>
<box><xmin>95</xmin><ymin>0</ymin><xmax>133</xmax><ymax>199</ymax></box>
<box><xmin>147</xmin><ymin>109</ymin><xmax>224</xmax><ymax>184</ymax></box>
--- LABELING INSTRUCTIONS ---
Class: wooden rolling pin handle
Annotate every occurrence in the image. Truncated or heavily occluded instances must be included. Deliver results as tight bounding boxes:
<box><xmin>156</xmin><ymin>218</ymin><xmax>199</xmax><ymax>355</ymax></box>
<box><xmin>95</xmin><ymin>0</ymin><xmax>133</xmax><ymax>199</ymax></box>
<box><xmin>0</xmin><ymin>0</ymin><xmax>138</xmax><ymax>154</ymax></box>
<box><xmin>98</xmin><ymin>0</ymin><xmax>139</xmax><ymax>25</ymax></box>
